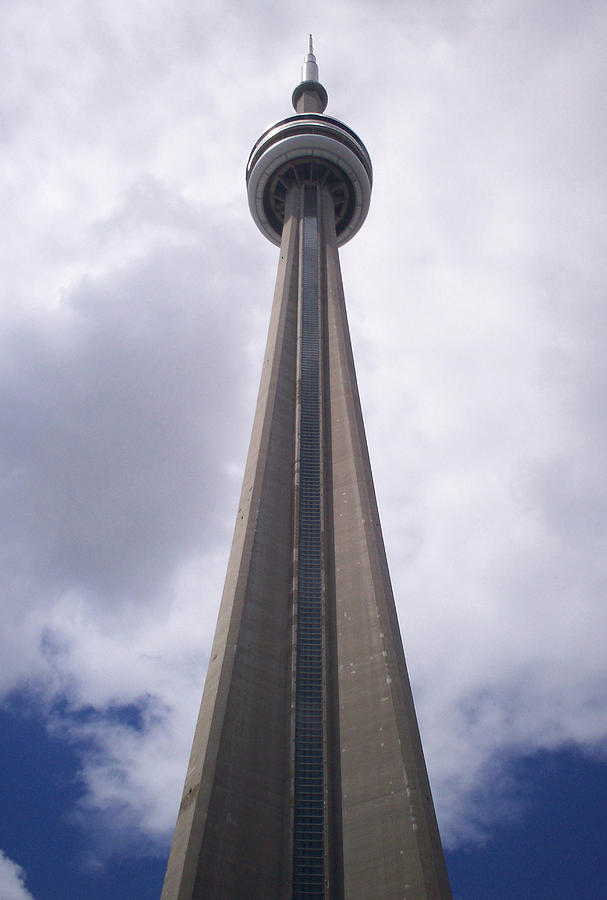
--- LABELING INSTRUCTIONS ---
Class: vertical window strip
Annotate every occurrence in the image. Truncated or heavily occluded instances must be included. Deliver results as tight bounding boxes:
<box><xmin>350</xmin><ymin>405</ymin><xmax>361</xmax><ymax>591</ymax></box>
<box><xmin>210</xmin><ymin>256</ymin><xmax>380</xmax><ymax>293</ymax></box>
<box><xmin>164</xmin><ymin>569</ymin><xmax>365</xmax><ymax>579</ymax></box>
<box><xmin>293</xmin><ymin>183</ymin><xmax>325</xmax><ymax>897</ymax></box>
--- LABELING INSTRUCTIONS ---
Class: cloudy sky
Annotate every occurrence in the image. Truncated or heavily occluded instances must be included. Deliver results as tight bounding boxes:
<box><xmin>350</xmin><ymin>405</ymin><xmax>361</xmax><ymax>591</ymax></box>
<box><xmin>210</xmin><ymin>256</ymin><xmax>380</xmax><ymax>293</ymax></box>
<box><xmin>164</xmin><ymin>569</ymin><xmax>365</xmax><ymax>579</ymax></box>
<box><xmin>2</xmin><ymin>0</ymin><xmax>606</xmax><ymax>897</ymax></box>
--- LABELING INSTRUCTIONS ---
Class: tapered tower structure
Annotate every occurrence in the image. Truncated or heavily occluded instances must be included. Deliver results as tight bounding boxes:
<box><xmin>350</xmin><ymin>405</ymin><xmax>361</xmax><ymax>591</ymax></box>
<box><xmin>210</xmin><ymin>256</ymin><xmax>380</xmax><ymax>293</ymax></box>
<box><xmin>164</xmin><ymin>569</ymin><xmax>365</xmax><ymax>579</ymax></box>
<box><xmin>162</xmin><ymin>40</ymin><xmax>451</xmax><ymax>899</ymax></box>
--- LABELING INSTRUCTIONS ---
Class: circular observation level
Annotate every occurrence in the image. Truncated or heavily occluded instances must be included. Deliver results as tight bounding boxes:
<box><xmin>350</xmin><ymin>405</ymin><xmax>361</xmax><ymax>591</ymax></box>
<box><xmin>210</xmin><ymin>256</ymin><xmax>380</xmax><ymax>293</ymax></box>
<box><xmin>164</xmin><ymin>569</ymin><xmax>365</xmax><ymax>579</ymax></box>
<box><xmin>246</xmin><ymin>113</ymin><xmax>372</xmax><ymax>247</ymax></box>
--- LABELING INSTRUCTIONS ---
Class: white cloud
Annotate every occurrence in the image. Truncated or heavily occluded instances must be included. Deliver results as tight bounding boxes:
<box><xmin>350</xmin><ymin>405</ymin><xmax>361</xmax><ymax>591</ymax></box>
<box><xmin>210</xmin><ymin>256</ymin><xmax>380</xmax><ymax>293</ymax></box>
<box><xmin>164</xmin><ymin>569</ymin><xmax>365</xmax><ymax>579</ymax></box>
<box><xmin>1</xmin><ymin>0</ymin><xmax>607</xmax><ymax>864</ymax></box>
<box><xmin>0</xmin><ymin>852</ymin><xmax>34</xmax><ymax>900</ymax></box>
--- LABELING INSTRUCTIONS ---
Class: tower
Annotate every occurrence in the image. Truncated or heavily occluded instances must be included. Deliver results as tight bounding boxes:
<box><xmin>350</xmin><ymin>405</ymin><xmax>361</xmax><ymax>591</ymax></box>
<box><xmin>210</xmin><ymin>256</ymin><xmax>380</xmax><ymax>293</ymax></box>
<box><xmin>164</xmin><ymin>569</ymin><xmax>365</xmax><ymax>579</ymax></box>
<box><xmin>162</xmin><ymin>40</ymin><xmax>452</xmax><ymax>899</ymax></box>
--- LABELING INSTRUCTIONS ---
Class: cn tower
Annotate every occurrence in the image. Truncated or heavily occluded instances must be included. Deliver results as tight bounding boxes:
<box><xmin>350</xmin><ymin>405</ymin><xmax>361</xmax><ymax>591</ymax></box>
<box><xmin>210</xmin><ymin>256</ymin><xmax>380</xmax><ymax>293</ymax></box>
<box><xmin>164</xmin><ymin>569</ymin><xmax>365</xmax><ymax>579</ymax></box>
<box><xmin>162</xmin><ymin>39</ymin><xmax>452</xmax><ymax>899</ymax></box>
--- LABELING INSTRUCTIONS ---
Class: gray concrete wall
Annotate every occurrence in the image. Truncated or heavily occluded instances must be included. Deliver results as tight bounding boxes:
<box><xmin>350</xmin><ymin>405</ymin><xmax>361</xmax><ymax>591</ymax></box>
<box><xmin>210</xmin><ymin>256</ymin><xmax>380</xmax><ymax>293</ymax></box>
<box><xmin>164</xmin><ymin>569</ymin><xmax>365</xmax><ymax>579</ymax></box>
<box><xmin>162</xmin><ymin>182</ymin><xmax>451</xmax><ymax>899</ymax></box>
<box><xmin>321</xmin><ymin>188</ymin><xmax>452</xmax><ymax>899</ymax></box>
<box><xmin>161</xmin><ymin>190</ymin><xmax>301</xmax><ymax>899</ymax></box>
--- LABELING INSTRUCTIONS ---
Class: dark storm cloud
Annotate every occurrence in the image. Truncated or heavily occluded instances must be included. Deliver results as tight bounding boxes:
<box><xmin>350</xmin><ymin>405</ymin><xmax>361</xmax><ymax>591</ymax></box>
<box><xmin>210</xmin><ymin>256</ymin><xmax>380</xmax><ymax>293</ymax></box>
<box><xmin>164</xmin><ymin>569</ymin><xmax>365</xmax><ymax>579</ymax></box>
<box><xmin>0</xmin><ymin>204</ymin><xmax>259</xmax><ymax>603</ymax></box>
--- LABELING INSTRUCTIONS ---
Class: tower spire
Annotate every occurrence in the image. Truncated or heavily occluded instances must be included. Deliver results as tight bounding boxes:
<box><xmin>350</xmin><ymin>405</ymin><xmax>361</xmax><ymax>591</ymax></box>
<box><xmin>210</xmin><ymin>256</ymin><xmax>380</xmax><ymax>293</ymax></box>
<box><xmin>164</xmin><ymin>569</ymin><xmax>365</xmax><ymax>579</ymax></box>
<box><xmin>292</xmin><ymin>35</ymin><xmax>328</xmax><ymax>113</ymax></box>
<box><xmin>301</xmin><ymin>34</ymin><xmax>319</xmax><ymax>82</ymax></box>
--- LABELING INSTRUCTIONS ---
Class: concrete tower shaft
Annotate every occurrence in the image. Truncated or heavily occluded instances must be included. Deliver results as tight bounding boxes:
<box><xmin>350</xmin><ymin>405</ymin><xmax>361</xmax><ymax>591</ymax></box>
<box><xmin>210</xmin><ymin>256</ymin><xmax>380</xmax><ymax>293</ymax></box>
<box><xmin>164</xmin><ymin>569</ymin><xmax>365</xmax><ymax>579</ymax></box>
<box><xmin>161</xmin><ymin>43</ymin><xmax>452</xmax><ymax>900</ymax></box>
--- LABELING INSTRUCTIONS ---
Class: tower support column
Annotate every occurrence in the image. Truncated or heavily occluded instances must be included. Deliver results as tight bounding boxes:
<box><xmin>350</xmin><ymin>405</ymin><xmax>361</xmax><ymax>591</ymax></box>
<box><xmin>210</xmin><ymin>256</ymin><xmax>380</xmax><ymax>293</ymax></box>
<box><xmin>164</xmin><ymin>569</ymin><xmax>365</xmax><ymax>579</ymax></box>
<box><xmin>162</xmin><ymin>41</ymin><xmax>452</xmax><ymax>900</ymax></box>
<box><xmin>322</xmin><ymin>190</ymin><xmax>451</xmax><ymax>898</ymax></box>
<box><xmin>161</xmin><ymin>190</ymin><xmax>302</xmax><ymax>900</ymax></box>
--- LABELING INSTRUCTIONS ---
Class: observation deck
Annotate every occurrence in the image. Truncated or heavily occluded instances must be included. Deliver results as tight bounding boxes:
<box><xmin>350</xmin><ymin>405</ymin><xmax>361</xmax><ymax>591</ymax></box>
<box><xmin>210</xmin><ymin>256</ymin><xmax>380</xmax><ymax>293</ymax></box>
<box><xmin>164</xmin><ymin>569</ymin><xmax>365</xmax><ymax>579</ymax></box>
<box><xmin>246</xmin><ymin>41</ymin><xmax>372</xmax><ymax>247</ymax></box>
